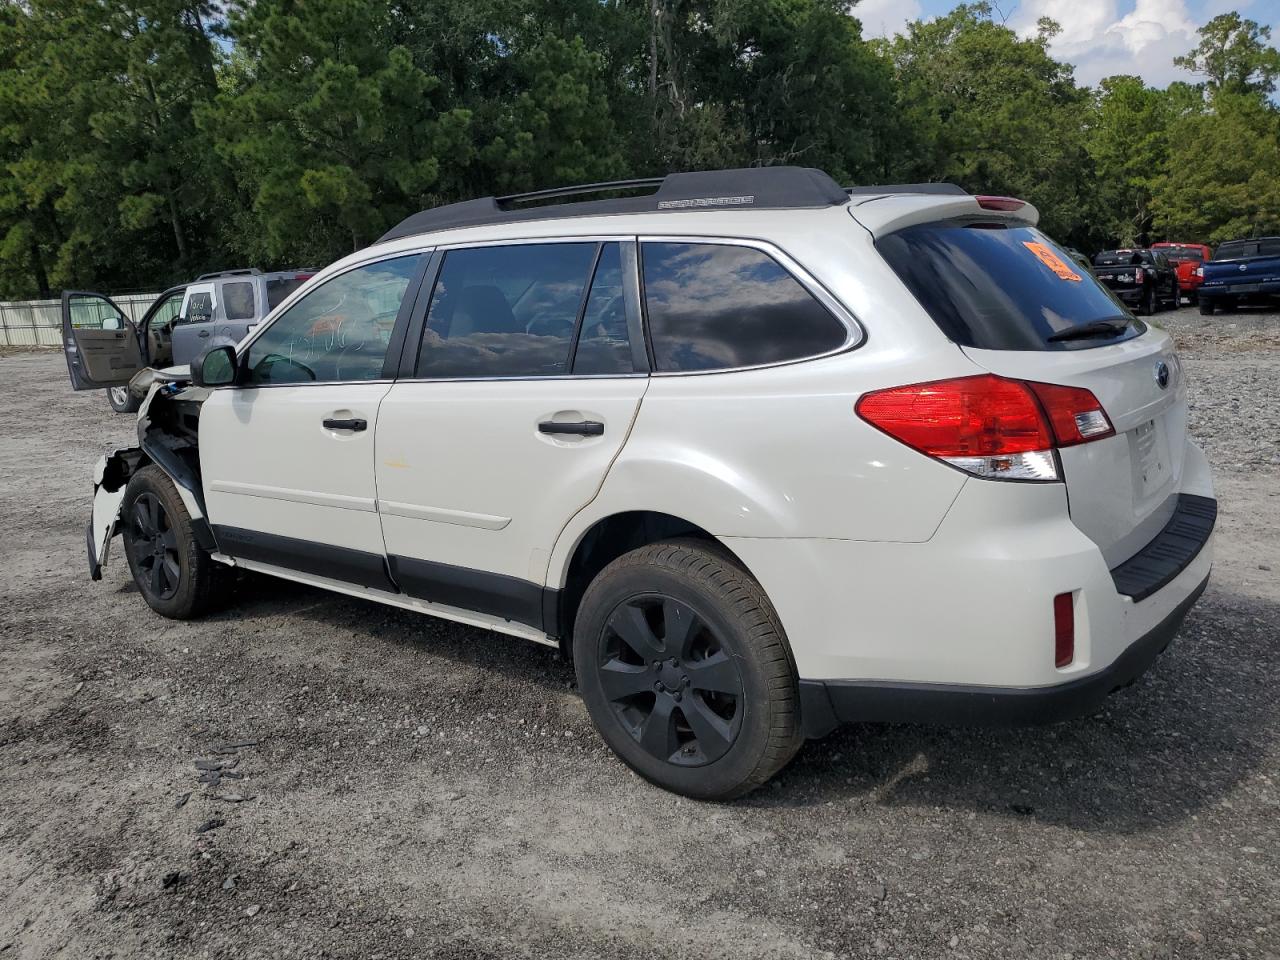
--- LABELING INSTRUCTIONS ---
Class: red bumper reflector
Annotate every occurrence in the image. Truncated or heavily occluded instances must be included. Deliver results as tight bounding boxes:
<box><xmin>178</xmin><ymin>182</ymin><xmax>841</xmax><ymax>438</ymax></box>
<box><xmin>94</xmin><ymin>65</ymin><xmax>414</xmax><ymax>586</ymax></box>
<box><xmin>1054</xmin><ymin>592</ymin><xmax>1075</xmax><ymax>668</ymax></box>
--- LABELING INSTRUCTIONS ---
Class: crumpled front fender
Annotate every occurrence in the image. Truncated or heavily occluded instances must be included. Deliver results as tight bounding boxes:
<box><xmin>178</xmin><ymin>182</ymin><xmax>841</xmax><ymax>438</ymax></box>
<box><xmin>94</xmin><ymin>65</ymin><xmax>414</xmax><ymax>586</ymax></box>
<box><xmin>87</xmin><ymin>448</ymin><xmax>144</xmax><ymax>579</ymax></box>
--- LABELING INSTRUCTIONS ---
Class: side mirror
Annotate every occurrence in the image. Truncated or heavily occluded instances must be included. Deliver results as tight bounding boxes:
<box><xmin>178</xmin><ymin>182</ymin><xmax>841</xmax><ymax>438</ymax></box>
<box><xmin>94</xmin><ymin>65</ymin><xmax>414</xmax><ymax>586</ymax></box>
<box><xmin>192</xmin><ymin>344</ymin><xmax>238</xmax><ymax>388</ymax></box>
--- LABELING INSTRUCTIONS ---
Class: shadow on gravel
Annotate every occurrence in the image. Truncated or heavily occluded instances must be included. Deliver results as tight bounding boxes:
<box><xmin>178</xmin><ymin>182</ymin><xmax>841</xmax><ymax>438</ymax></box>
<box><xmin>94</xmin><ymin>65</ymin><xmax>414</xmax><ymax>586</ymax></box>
<box><xmin>754</xmin><ymin>587</ymin><xmax>1279</xmax><ymax>834</ymax></box>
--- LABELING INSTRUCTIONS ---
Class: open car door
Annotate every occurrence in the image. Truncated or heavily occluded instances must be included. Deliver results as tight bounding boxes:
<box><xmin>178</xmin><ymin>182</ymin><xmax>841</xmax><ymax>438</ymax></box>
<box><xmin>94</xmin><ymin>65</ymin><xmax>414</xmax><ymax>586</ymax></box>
<box><xmin>61</xmin><ymin>291</ymin><xmax>146</xmax><ymax>390</ymax></box>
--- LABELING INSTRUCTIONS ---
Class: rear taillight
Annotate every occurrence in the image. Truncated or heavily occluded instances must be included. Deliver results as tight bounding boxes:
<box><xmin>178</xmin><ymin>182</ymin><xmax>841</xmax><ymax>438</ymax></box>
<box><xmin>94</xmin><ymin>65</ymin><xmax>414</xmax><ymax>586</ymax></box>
<box><xmin>1054</xmin><ymin>592</ymin><xmax>1074</xmax><ymax>668</ymax></box>
<box><xmin>1025</xmin><ymin>381</ymin><xmax>1114</xmax><ymax>446</ymax></box>
<box><xmin>1194</xmin><ymin>266</ymin><xmax>1203</xmax><ymax>278</ymax></box>
<box><xmin>855</xmin><ymin>374</ymin><xmax>1113</xmax><ymax>482</ymax></box>
<box><xmin>1135</xmin><ymin>267</ymin><xmax>1146</xmax><ymax>283</ymax></box>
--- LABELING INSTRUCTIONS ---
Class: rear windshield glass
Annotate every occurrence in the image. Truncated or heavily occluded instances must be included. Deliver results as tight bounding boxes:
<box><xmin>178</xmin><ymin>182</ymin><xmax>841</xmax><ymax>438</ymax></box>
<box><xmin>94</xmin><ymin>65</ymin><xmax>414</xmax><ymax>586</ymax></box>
<box><xmin>266</xmin><ymin>276</ymin><xmax>307</xmax><ymax>310</ymax></box>
<box><xmin>1093</xmin><ymin>249</ymin><xmax>1144</xmax><ymax>266</ymax></box>
<box><xmin>1214</xmin><ymin>238</ymin><xmax>1280</xmax><ymax>260</ymax></box>
<box><xmin>877</xmin><ymin>222</ymin><xmax>1144</xmax><ymax>351</ymax></box>
<box><xmin>1157</xmin><ymin>247</ymin><xmax>1203</xmax><ymax>262</ymax></box>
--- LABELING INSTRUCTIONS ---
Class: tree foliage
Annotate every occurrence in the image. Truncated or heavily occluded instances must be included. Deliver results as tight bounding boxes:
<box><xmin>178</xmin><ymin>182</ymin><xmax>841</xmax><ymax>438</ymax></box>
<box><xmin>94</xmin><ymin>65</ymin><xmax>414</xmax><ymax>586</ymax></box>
<box><xmin>0</xmin><ymin>0</ymin><xmax>1277</xmax><ymax>298</ymax></box>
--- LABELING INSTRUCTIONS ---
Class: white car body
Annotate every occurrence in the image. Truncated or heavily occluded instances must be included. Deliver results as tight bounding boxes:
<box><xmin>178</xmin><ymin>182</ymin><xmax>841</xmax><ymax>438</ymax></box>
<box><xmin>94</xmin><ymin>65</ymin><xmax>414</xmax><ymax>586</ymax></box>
<box><xmin>79</xmin><ymin>167</ymin><xmax>1214</xmax><ymax>749</ymax></box>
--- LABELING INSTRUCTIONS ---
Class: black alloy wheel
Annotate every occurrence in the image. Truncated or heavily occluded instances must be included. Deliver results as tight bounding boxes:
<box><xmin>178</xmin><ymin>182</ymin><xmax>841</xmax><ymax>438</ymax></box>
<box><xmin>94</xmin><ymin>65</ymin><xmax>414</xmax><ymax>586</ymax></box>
<box><xmin>128</xmin><ymin>491</ymin><xmax>181</xmax><ymax>600</ymax></box>
<box><xmin>598</xmin><ymin>595</ymin><xmax>745</xmax><ymax>766</ymax></box>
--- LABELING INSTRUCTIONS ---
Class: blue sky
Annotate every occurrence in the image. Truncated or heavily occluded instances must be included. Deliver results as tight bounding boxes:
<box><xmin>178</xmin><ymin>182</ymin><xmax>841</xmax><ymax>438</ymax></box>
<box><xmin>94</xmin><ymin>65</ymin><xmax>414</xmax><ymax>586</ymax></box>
<box><xmin>855</xmin><ymin>0</ymin><xmax>1280</xmax><ymax>88</ymax></box>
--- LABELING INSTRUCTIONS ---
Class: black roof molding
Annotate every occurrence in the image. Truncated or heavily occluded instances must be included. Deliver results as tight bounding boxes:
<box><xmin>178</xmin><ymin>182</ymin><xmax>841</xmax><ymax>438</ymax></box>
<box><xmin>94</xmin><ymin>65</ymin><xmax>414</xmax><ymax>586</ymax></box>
<box><xmin>845</xmin><ymin>182</ymin><xmax>968</xmax><ymax>197</ymax></box>
<box><xmin>378</xmin><ymin>166</ymin><xmax>853</xmax><ymax>243</ymax></box>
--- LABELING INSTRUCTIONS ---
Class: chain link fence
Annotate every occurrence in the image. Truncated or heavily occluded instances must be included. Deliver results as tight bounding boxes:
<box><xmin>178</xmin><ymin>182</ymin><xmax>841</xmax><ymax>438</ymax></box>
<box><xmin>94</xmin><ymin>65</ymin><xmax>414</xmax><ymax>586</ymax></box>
<box><xmin>0</xmin><ymin>293</ymin><xmax>161</xmax><ymax>347</ymax></box>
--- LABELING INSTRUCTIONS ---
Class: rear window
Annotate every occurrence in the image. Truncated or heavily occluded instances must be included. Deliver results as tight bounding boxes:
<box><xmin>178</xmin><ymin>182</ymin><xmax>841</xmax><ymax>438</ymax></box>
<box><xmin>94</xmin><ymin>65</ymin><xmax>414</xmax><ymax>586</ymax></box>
<box><xmin>1157</xmin><ymin>247</ymin><xmax>1203</xmax><ymax>262</ymax></box>
<box><xmin>1214</xmin><ymin>238</ymin><xmax>1280</xmax><ymax>260</ymax></box>
<box><xmin>641</xmin><ymin>242</ymin><xmax>848</xmax><ymax>372</ymax></box>
<box><xmin>266</xmin><ymin>276</ymin><xmax>308</xmax><ymax>310</ymax></box>
<box><xmin>1093</xmin><ymin>249</ymin><xmax>1144</xmax><ymax>266</ymax></box>
<box><xmin>877</xmin><ymin>222</ymin><xmax>1144</xmax><ymax>351</ymax></box>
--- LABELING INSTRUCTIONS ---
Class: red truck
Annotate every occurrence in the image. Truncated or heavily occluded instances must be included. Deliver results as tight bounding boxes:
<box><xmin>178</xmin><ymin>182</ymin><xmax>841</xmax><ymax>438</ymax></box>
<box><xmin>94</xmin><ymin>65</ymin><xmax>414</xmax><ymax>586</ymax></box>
<box><xmin>1152</xmin><ymin>242</ymin><xmax>1212</xmax><ymax>304</ymax></box>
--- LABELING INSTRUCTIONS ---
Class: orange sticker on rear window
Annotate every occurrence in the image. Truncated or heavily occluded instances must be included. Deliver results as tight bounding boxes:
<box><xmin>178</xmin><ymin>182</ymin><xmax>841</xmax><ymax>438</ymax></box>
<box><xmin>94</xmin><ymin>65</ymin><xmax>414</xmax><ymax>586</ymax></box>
<box><xmin>1022</xmin><ymin>241</ymin><xmax>1082</xmax><ymax>281</ymax></box>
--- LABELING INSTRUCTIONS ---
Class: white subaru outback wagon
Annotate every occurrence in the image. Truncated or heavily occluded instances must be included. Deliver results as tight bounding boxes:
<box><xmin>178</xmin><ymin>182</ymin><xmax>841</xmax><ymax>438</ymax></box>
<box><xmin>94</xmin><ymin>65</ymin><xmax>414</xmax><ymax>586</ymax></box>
<box><xmin>64</xmin><ymin>167</ymin><xmax>1216</xmax><ymax>800</ymax></box>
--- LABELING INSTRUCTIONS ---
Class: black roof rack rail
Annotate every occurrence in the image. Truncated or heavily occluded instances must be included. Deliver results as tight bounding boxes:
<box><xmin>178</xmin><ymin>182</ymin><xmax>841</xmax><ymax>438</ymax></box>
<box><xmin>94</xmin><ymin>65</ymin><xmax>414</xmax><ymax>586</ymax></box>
<box><xmin>844</xmin><ymin>183</ymin><xmax>969</xmax><ymax>197</ymax></box>
<box><xmin>379</xmin><ymin>167</ymin><xmax>851</xmax><ymax>243</ymax></box>
<box><xmin>195</xmin><ymin>268</ymin><xmax>263</xmax><ymax>281</ymax></box>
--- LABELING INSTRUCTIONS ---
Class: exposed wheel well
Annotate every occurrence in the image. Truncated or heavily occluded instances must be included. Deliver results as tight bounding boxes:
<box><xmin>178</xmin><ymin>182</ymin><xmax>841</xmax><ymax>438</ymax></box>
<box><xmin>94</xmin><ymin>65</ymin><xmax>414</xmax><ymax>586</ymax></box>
<box><xmin>555</xmin><ymin>511</ymin><xmax>748</xmax><ymax>655</ymax></box>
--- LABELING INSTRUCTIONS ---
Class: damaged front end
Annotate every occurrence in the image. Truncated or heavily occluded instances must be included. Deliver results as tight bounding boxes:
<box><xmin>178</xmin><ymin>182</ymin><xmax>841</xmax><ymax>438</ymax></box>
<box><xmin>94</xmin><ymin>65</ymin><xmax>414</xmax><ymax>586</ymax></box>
<box><xmin>86</xmin><ymin>370</ymin><xmax>214</xmax><ymax>579</ymax></box>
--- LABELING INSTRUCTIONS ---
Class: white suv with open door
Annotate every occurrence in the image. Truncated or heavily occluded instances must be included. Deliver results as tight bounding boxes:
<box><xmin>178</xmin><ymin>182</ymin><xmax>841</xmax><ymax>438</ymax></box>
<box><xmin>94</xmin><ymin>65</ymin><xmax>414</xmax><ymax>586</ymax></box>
<box><xmin>66</xmin><ymin>168</ymin><xmax>1216</xmax><ymax>800</ymax></box>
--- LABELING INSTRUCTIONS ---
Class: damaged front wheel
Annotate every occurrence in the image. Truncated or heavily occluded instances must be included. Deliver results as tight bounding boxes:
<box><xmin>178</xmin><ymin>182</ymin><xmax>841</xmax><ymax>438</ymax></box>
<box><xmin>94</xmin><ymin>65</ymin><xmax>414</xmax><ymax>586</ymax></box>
<box><xmin>122</xmin><ymin>465</ymin><xmax>227</xmax><ymax>619</ymax></box>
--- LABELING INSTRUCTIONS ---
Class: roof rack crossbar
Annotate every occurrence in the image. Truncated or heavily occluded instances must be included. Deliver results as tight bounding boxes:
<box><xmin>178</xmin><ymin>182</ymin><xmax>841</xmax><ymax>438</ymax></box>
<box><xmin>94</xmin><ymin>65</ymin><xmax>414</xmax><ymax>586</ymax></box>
<box><xmin>496</xmin><ymin>177</ymin><xmax>666</xmax><ymax>207</ymax></box>
<box><xmin>196</xmin><ymin>268</ymin><xmax>262</xmax><ymax>281</ymax></box>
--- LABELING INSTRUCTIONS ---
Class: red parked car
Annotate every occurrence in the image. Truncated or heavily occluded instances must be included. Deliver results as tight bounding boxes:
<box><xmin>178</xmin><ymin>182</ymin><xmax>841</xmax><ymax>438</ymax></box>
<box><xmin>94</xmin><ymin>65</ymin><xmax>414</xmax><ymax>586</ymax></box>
<box><xmin>1152</xmin><ymin>242</ymin><xmax>1212</xmax><ymax>304</ymax></box>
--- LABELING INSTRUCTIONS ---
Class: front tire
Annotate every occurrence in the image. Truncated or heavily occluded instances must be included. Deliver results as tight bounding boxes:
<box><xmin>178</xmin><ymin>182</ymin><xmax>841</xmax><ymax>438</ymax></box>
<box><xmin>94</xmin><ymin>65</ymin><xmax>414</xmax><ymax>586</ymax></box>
<box><xmin>107</xmin><ymin>386</ymin><xmax>140</xmax><ymax>414</ymax></box>
<box><xmin>121</xmin><ymin>465</ymin><xmax>227</xmax><ymax>619</ymax></box>
<box><xmin>573</xmin><ymin>539</ymin><xmax>802</xmax><ymax>800</ymax></box>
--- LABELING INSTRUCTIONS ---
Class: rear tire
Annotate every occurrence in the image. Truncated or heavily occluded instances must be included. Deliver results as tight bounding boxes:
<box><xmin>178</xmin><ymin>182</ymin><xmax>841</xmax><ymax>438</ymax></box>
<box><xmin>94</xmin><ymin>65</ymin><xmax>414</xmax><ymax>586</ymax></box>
<box><xmin>1138</xmin><ymin>286</ymin><xmax>1155</xmax><ymax>316</ymax></box>
<box><xmin>573</xmin><ymin>539</ymin><xmax>802</xmax><ymax>801</ymax></box>
<box><xmin>1198</xmin><ymin>298</ymin><xmax>1215</xmax><ymax>316</ymax></box>
<box><xmin>121</xmin><ymin>465</ymin><xmax>228</xmax><ymax>619</ymax></box>
<box><xmin>107</xmin><ymin>386</ymin><xmax>140</xmax><ymax>414</ymax></box>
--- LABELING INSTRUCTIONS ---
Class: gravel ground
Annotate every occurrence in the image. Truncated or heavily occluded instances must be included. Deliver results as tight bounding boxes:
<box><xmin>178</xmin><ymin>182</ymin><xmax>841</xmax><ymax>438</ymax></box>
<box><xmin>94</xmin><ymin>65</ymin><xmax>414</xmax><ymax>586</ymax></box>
<box><xmin>1</xmin><ymin>306</ymin><xmax>1278</xmax><ymax>960</ymax></box>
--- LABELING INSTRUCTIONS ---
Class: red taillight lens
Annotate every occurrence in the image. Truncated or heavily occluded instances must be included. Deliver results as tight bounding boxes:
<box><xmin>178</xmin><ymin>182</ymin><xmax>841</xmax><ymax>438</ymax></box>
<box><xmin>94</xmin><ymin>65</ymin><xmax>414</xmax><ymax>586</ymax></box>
<box><xmin>1134</xmin><ymin>267</ymin><xmax>1145</xmax><ymax>283</ymax></box>
<box><xmin>1026</xmin><ymin>381</ymin><xmax>1115</xmax><ymax>446</ymax></box>
<box><xmin>856</xmin><ymin>374</ymin><xmax>1113</xmax><ymax>481</ymax></box>
<box><xmin>975</xmin><ymin>195</ymin><xmax>1026</xmax><ymax>211</ymax></box>
<box><xmin>1054</xmin><ymin>592</ymin><xmax>1074</xmax><ymax>668</ymax></box>
<box><xmin>856</xmin><ymin>375</ymin><xmax>1051</xmax><ymax>457</ymax></box>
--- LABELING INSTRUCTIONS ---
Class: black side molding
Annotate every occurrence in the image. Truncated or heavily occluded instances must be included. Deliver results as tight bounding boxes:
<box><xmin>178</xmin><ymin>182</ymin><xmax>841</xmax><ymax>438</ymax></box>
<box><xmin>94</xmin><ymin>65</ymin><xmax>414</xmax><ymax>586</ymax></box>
<box><xmin>1110</xmin><ymin>494</ymin><xmax>1216</xmax><ymax>602</ymax></box>
<box><xmin>212</xmin><ymin>525</ymin><xmax>397</xmax><ymax>593</ymax></box>
<box><xmin>388</xmin><ymin>554</ymin><xmax>548</xmax><ymax>631</ymax></box>
<box><xmin>799</xmin><ymin>574</ymin><xmax>1209</xmax><ymax>738</ymax></box>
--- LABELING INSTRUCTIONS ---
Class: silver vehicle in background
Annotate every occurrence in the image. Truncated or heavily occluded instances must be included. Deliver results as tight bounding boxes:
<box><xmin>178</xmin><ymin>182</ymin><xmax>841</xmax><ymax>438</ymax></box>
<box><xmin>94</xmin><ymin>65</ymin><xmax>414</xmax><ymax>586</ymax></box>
<box><xmin>63</xmin><ymin>267</ymin><xmax>316</xmax><ymax>412</ymax></box>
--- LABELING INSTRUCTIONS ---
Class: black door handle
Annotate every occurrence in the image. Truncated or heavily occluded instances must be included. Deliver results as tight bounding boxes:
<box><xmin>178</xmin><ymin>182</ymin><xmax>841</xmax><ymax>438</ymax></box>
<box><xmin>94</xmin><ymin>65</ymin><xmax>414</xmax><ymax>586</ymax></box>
<box><xmin>539</xmin><ymin>420</ymin><xmax>604</xmax><ymax>437</ymax></box>
<box><xmin>323</xmin><ymin>417</ymin><xmax>367</xmax><ymax>431</ymax></box>
<box><xmin>198</xmin><ymin>330</ymin><xmax>210</xmax><ymax>338</ymax></box>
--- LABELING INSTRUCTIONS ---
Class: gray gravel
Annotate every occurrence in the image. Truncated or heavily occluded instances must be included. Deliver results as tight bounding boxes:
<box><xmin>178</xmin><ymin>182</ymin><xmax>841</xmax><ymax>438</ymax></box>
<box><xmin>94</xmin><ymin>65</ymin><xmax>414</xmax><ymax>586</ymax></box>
<box><xmin>1</xmin><ymin>306</ymin><xmax>1278</xmax><ymax>959</ymax></box>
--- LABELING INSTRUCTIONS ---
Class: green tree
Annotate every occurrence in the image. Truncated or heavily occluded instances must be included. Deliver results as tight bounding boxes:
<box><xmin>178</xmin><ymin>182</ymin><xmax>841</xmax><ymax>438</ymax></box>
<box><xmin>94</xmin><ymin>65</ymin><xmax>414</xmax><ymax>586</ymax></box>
<box><xmin>204</xmin><ymin>0</ymin><xmax>473</xmax><ymax>264</ymax></box>
<box><xmin>1086</xmin><ymin>75</ymin><xmax>1170</xmax><ymax>245</ymax></box>
<box><xmin>0</xmin><ymin>0</ymin><xmax>224</xmax><ymax>298</ymax></box>
<box><xmin>879</xmin><ymin>5</ymin><xmax>1093</xmax><ymax>242</ymax></box>
<box><xmin>1173</xmin><ymin>13</ymin><xmax>1280</xmax><ymax>99</ymax></box>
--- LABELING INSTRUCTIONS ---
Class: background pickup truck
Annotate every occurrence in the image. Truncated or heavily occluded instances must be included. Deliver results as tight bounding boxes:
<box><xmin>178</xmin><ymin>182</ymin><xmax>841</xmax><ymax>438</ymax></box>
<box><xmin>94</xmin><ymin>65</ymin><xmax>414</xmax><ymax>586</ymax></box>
<box><xmin>1091</xmin><ymin>248</ymin><xmax>1180</xmax><ymax>315</ymax></box>
<box><xmin>1198</xmin><ymin>237</ymin><xmax>1280</xmax><ymax>315</ymax></box>
<box><xmin>1151</xmin><ymin>242</ymin><xmax>1212</xmax><ymax>304</ymax></box>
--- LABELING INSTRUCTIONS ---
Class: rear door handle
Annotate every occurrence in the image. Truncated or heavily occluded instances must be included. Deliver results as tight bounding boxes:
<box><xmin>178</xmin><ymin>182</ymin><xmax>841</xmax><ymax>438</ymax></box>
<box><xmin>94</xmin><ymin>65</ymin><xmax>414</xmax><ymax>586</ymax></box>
<box><xmin>538</xmin><ymin>420</ymin><xmax>604</xmax><ymax>437</ymax></box>
<box><xmin>323</xmin><ymin>417</ymin><xmax>367</xmax><ymax>432</ymax></box>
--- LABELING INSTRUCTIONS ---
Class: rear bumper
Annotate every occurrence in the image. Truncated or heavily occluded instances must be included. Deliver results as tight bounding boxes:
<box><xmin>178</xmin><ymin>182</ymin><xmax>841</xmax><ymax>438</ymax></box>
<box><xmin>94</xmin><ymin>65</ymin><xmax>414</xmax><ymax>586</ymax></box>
<box><xmin>1107</xmin><ymin>286</ymin><xmax>1143</xmax><ymax>304</ymax></box>
<box><xmin>798</xmin><ymin>573</ymin><xmax>1207</xmax><ymax>735</ymax></box>
<box><xmin>1200</xmin><ymin>280</ymin><xmax>1280</xmax><ymax>300</ymax></box>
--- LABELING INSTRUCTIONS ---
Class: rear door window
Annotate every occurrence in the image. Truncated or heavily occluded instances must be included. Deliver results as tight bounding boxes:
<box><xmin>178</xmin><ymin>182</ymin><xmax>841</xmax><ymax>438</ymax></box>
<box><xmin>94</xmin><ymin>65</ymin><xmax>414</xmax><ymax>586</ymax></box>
<box><xmin>878</xmin><ymin>222</ymin><xmax>1144</xmax><ymax>351</ymax></box>
<box><xmin>641</xmin><ymin>242</ymin><xmax>847</xmax><ymax>372</ymax></box>
<box><xmin>221</xmin><ymin>281</ymin><xmax>257</xmax><ymax>321</ymax></box>
<box><xmin>572</xmin><ymin>243</ymin><xmax>634</xmax><ymax>375</ymax></box>
<box><xmin>415</xmin><ymin>242</ymin><xmax>596</xmax><ymax>379</ymax></box>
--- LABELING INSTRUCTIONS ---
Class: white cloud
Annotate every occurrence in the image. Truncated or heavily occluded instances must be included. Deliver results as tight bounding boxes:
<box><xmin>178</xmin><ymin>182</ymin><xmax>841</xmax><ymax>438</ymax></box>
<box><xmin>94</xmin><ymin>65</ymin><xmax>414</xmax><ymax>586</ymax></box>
<box><xmin>853</xmin><ymin>0</ymin><xmax>925</xmax><ymax>39</ymax></box>
<box><xmin>1010</xmin><ymin>0</ymin><xmax>1203</xmax><ymax>87</ymax></box>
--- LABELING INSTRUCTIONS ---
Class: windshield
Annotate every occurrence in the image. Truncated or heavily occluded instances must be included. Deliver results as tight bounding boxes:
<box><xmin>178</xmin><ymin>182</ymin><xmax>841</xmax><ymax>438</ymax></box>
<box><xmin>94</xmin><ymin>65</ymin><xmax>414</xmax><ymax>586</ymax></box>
<box><xmin>877</xmin><ymin>221</ymin><xmax>1144</xmax><ymax>351</ymax></box>
<box><xmin>1156</xmin><ymin>247</ymin><xmax>1203</xmax><ymax>262</ymax></box>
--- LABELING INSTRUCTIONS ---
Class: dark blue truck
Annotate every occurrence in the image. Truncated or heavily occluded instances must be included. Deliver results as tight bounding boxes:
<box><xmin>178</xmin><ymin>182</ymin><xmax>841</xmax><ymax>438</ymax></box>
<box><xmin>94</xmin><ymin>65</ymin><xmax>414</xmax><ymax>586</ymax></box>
<box><xmin>1198</xmin><ymin>237</ymin><xmax>1280</xmax><ymax>315</ymax></box>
